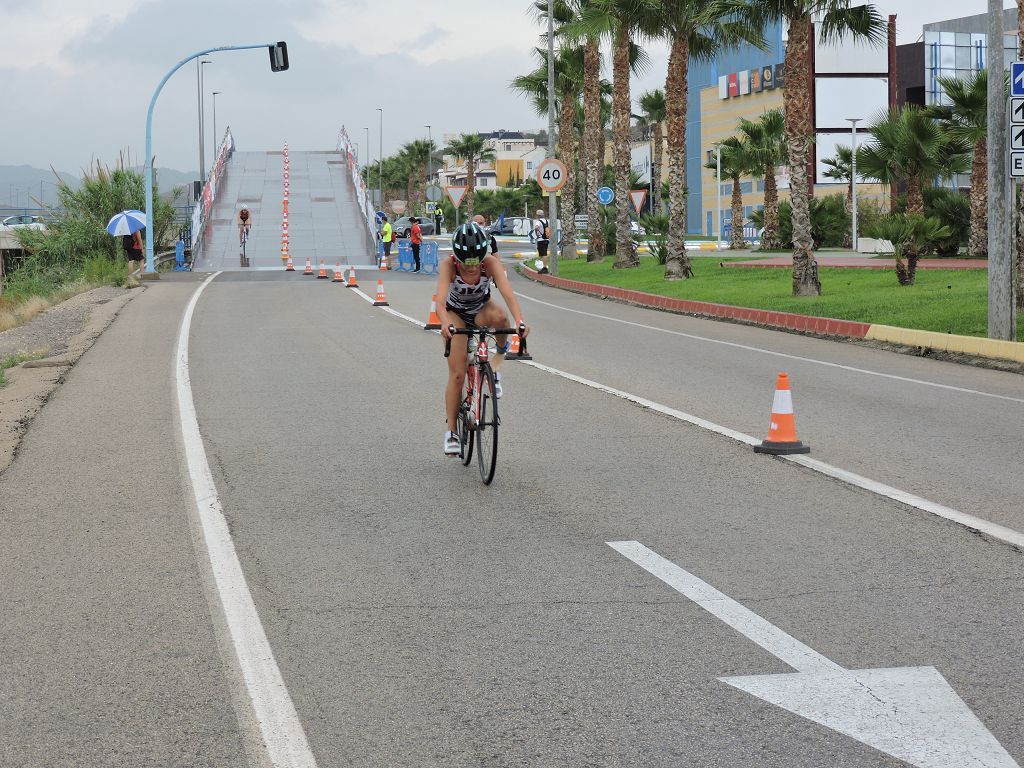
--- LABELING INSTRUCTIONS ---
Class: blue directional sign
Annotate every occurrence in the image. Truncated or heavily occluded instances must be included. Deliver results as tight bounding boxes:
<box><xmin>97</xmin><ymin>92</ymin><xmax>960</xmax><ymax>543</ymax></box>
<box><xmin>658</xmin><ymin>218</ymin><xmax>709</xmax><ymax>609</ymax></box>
<box><xmin>1012</xmin><ymin>62</ymin><xmax>1024</xmax><ymax>96</ymax></box>
<box><xmin>597</xmin><ymin>186</ymin><xmax>615</xmax><ymax>205</ymax></box>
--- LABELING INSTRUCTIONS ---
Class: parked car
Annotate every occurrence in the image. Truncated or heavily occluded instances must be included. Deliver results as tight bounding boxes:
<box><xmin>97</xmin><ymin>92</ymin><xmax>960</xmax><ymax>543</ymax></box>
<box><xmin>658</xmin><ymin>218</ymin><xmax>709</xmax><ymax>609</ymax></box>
<box><xmin>487</xmin><ymin>216</ymin><xmax>533</xmax><ymax>237</ymax></box>
<box><xmin>1</xmin><ymin>214</ymin><xmax>46</xmax><ymax>230</ymax></box>
<box><xmin>391</xmin><ymin>216</ymin><xmax>436</xmax><ymax>238</ymax></box>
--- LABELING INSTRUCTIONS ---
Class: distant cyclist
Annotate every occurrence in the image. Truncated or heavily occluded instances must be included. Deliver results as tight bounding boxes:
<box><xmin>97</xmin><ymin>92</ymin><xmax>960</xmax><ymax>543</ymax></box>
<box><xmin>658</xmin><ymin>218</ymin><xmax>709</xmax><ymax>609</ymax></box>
<box><xmin>237</xmin><ymin>207</ymin><xmax>251</xmax><ymax>246</ymax></box>
<box><xmin>436</xmin><ymin>222</ymin><xmax>528</xmax><ymax>456</ymax></box>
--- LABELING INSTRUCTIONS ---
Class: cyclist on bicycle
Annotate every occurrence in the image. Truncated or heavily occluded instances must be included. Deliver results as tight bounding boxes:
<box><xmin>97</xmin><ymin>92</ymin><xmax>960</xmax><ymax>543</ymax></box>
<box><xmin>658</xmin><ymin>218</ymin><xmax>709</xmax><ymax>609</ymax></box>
<box><xmin>437</xmin><ymin>222</ymin><xmax>528</xmax><ymax>456</ymax></box>
<box><xmin>237</xmin><ymin>207</ymin><xmax>251</xmax><ymax>245</ymax></box>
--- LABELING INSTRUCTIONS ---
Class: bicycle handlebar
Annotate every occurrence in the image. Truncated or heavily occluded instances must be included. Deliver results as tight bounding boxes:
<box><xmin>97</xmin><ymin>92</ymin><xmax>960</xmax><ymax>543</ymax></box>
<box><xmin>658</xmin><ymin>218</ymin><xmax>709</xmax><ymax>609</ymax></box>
<box><xmin>443</xmin><ymin>324</ymin><xmax>527</xmax><ymax>359</ymax></box>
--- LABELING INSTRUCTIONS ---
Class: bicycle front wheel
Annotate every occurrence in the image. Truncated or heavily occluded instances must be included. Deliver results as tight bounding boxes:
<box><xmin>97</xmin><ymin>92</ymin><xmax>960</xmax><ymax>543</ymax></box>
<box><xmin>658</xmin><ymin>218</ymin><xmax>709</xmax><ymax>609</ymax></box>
<box><xmin>475</xmin><ymin>364</ymin><xmax>499</xmax><ymax>484</ymax></box>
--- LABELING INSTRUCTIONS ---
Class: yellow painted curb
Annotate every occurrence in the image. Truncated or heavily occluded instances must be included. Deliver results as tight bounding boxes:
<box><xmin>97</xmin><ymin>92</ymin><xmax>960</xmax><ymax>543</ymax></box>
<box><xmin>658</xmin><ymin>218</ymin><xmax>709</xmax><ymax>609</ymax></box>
<box><xmin>866</xmin><ymin>325</ymin><xmax>1024</xmax><ymax>363</ymax></box>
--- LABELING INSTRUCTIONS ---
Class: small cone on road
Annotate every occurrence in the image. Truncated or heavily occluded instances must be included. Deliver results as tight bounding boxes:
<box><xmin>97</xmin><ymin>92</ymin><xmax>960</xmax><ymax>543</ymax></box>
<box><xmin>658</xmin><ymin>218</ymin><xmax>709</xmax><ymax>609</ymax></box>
<box><xmin>285</xmin><ymin>256</ymin><xmax>295</xmax><ymax>271</ymax></box>
<box><xmin>505</xmin><ymin>332</ymin><xmax>532</xmax><ymax>361</ymax></box>
<box><xmin>424</xmin><ymin>294</ymin><xmax>441</xmax><ymax>330</ymax></box>
<box><xmin>379</xmin><ymin>252</ymin><xmax>389</xmax><ymax>271</ymax></box>
<box><xmin>332</xmin><ymin>263</ymin><xmax>344</xmax><ymax>282</ymax></box>
<box><xmin>346</xmin><ymin>267</ymin><xmax>359</xmax><ymax>288</ymax></box>
<box><xmin>280</xmin><ymin>244</ymin><xmax>289</xmax><ymax>260</ymax></box>
<box><xmin>753</xmin><ymin>373</ymin><xmax>810</xmax><ymax>455</ymax></box>
<box><xmin>373</xmin><ymin>278</ymin><xmax>390</xmax><ymax>306</ymax></box>
<box><xmin>317</xmin><ymin>260</ymin><xmax>329</xmax><ymax>279</ymax></box>
<box><xmin>303</xmin><ymin>257</ymin><xmax>314</xmax><ymax>275</ymax></box>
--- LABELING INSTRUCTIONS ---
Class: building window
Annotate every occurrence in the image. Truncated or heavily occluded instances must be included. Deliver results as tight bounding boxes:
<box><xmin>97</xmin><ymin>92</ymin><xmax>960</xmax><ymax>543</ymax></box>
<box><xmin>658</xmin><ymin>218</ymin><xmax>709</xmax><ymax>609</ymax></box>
<box><xmin>504</xmin><ymin>143</ymin><xmax>513</xmax><ymax>151</ymax></box>
<box><xmin>526</xmin><ymin>162</ymin><xmax>533</xmax><ymax>170</ymax></box>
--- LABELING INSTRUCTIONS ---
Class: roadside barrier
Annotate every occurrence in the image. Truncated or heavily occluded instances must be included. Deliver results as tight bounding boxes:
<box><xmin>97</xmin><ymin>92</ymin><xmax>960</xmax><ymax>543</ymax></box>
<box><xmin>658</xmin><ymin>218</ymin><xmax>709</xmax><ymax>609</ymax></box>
<box><xmin>753</xmin><ymin>372</ymin><xmax>810</xmax><ymax>455</ymax></box>
<box><xmin>421</xmin><ymin>241</ymin><xmax>440</xmax><ymax>274</ymax></box>
<box><xmin>395</xmin><ymin>240</ymin><xmax>415</xmax><ymax>271</ymax></box>
<box><xmin>346</xmin><ymin>267</ymin><xmax>358</xmax><ymax>288</ymax></box>
<box><xmin>424</xmin><ymin>294</ymin><xmax>441</xmax><ymax>330</ymax></box>
<box><xmin>332</xmin><ymin>263</ymin><xmax>344</xmax><ymax>282</ymax></box>
<box><xmin>373</xmin><ymin>279</ymin><xmax>390</xmax><ymax>306</ymax></box>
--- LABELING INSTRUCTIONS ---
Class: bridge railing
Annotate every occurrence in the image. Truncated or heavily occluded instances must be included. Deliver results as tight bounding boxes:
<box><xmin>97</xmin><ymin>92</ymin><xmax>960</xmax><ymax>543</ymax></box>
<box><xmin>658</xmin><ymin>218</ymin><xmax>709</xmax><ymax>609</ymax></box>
<box><xmin>335</xmin><ymin>127</ymin><xmax>377</xmax><ymax>252</ymax></box>
<box><xmin>190</xmin><ymin>127</ymin><xmax>235</xmax><ymax>258</ymax></box>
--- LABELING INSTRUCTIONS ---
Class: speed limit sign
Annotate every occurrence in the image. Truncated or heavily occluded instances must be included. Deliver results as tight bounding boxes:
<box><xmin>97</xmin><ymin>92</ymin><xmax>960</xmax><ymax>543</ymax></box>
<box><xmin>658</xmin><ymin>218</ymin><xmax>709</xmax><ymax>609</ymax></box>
<box><xmin>536</xmin><ymin>158</ymin><xmax>568</xmax><ymax>192</ymax></box>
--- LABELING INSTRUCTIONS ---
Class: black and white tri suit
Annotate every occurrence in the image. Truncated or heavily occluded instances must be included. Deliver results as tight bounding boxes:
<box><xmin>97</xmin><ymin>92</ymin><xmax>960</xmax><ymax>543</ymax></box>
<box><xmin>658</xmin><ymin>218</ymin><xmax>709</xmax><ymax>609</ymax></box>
<box><xmin>445</xmin><ymin>260</ymin><xmax>493</xmax><ymax>326</ymax></box>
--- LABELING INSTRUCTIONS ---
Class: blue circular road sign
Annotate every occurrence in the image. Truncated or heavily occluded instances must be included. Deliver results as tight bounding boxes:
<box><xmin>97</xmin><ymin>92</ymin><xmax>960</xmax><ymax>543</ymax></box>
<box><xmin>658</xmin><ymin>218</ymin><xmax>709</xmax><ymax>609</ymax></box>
<box><xmin>597</xmin><ymin>186</ymin><xmax>615</xmax><ymax>205</ymax></box>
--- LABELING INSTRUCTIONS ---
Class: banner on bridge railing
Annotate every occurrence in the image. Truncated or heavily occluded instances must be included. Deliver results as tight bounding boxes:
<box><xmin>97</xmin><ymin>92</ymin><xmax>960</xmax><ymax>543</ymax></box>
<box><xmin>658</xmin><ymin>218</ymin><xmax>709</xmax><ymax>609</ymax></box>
<box><xmin>336</xmin><ymin>126</ymin><xmax>377</xmax><ymax>249</ymax></box>
<box><xmin>190</xmin><ymin>127</ymin><xmax>235</xmax><ymax>255</ymax></box>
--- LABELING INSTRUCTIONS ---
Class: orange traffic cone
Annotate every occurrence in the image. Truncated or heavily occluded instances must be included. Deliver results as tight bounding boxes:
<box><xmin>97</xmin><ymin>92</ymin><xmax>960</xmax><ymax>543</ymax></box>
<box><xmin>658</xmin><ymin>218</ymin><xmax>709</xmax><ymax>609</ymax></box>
<box><xmin>753</xmin><ymin>373</ymin><xmax>810</xmax><ymax>455</ymax></box>
<box><xmin>505</xmin><ymin>331</ymin><xmax>532</xmax><ymax>361</ymax></box>
<box><xmin>332</xmin><ymin>263</ymin><xmax>344</xmax><ymax>282</ymax></box>
<box><xmin>303</xmin><ymin>257</ymin><xmax>313</xmax><ymax>275</ymax></box>
<box><xmin>280</xmin><ymin>244</ymin><xmax>289</xmax><ymax>260</ymax></box>
<box><xmin>372</xmin><ymin>279</ymin><xmax>389</xmax><ymax>306</ymax></box>
<box><xmin>379</xmin><ymin>251</ymin><xmax>389</xmax><ymax>271</ymax></box>
<box><xmin>285</xmin><ymin>256</ymin><xmax>295</xmax><ymax>271</ymax></box>
<box><xmin>346</xmin><ymin>267</ymin><xmax>358</xmax><ymax>288</ymax></box>
<box><xmin>317</xmin><ymin>260</ymin><xmax>328</xmax><ymax>279</ymax></box>
<box><xmin>424</xmin><ymin>294</ymin><xmax>441</xmax><ymax>330</ymax></box>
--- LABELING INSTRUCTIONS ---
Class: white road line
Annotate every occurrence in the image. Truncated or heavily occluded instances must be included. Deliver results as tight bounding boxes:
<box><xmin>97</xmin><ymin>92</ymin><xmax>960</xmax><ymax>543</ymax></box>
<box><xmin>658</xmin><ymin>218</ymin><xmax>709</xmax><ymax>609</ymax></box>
<box><xmin>176</xmin><ymin>273</ymin><xmax>318</xmax><ymax>768</ymax></box>
<box><xmin>607</xmin><ymin>541</ymin><xmax>842</xmax><ymax>673</ymax></box>
<box><xmin>354</xmin><ymin>288</ymin><xmax>1024</xmax><ymax>550</ymax></box>
<box><xmin>514</xmin><ymin>291</ymin><xmax>1024</xmax><ymax>405</ymax></box>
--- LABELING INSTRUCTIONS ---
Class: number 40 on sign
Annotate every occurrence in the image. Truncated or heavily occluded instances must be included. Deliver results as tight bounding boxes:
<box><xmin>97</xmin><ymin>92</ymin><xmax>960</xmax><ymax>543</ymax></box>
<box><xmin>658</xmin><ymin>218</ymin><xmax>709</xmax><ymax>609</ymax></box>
<box><xmin>536</xmin><ymin>158</ymin><xmax>568</xmax><ymax>192</ymax></box>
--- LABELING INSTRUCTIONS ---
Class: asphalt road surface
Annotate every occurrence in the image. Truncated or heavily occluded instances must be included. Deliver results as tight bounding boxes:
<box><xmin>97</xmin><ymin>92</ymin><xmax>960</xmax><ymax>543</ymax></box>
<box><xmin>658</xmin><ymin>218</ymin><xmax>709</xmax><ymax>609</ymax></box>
<box><xmin>1</xmin><ymin>266</ymin><xmax>1022</xmax><ymax>768</ymax></box>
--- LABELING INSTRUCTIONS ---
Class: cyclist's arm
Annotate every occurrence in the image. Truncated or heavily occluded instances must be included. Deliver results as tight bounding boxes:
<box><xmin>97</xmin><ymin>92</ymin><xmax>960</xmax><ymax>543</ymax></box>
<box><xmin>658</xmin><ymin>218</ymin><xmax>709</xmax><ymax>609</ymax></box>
<box><xmin>435</xmin><ymin>260</ymin><xmax>456</xmax><ymax>338</ymax></box>
<box><xmin>486</xmin><ymin>256</ymin><xmax>528</xmax><ymax>337</ymax></box>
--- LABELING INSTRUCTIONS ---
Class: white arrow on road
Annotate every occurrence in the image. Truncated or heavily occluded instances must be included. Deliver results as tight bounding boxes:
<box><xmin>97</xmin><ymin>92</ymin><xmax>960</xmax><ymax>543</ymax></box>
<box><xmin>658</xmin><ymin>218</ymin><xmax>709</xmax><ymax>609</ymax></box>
<box><xmin>608</xmin><ymin>541</ymin><xmax>1019</xmax><ymax>768</ymax></box>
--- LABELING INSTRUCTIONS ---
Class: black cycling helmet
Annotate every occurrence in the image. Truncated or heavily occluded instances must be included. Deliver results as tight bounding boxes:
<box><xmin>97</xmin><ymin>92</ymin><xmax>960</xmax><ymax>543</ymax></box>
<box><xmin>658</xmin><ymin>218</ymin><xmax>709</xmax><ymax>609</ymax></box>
<box><xmin>451</xmin><ymin>222</ymin><xmax>489</xmax><ymax>265</ymax></box>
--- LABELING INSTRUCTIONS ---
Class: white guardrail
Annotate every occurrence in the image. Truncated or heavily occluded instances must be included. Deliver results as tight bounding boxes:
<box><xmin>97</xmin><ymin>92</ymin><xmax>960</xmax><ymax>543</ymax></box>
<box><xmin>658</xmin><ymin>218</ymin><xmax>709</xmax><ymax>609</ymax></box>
<box><xmin>190</xmin><ymin>128</ymin><xmax>235</xmax><ymax>257</ymax></box>
<box><xmin>336</xmin><ymin>127</ymin><xmax>378</xmax><ymax>250</ymax></box>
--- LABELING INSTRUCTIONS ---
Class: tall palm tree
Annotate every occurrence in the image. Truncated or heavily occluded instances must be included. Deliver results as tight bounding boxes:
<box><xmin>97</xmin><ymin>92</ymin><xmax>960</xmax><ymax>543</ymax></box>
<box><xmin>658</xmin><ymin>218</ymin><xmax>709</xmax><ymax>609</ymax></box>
<box><xmin>705</xmin><ymin>136</ymin><xmax>753</xmax><ymax>250</ymax></box>
<box><xmin>821</xmin><ymin>143</ymin><xmax>855</xmax><ymax>247</ymax></box>
<box><xmin>737</xmin><ymin>108</ymin><xmax>786</xmax><ymax>250</ymax></box>
<box><xmin>652</xmin><ymin>0</ymin><xmax>766</xmax><ymax>280</ymax></box>
<box><xmin>927</xmin><ymin>71</ymin><xmax>991</xmax><ymax>257</ymax></box>
<box><xmin>746</xmin><ymin>0</ymin><xmax>886</xmax><ymax>295</ymax></box>
<box><xmin>858</xmin><ymin>106</ymin><xmax>970</xmax><ymax>216</ymax></box>
<box><xmin>445</xmin><ymin>133</ymin><xmax>496</xmax><ymax>218</ymax></box>
<box><xmin>637</xmin><ymin>89</ymin><xmax>666</xmax><ymax>213</ymax></box>
<box><xmin>570</xmin><ymin>0</ymin><xmax>659</xmax><ymax>268</ymax></box>
<box><xmin>512</xmin><ymin>45</ymin><xmax>586</xmax><ymax>259</ymax></box>
<box><xmin>402</xmin><ymin>139</ymin><xmax>436</xmax><ymax>211</ymax></box>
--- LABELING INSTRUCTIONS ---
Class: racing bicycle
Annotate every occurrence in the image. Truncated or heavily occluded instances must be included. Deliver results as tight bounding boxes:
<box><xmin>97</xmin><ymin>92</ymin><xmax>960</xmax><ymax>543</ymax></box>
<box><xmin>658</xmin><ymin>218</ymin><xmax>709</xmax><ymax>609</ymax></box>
<box><xmin>444</xmin><ymin>324</ymin><xmax>527</xmax><ymax>485</ymax></box>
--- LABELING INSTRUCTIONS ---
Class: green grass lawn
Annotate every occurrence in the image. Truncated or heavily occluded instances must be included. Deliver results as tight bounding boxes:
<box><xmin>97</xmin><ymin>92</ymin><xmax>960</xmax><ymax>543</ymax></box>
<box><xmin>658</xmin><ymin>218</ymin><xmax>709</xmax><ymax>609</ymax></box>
<box><xmin>551</xmin><ymin>256</ymin><xmax>1024</xmax><ymax>341</ymax></box>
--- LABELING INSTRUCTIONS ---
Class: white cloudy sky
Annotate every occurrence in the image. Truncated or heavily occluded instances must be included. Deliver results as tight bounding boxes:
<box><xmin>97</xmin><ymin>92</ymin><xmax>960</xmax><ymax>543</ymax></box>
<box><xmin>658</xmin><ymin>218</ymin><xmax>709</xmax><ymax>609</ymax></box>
<box><xmin>1</xmin><ymin>0</ymin><xmax>1016</xmax><ymax>175</ymax></box>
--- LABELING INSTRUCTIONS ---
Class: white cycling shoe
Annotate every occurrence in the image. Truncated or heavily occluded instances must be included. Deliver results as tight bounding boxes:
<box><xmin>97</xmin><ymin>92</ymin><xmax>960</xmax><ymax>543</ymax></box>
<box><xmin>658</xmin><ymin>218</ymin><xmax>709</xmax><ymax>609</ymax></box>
<box><xmin>493</xmin><ymin>372</ymin><xmax>503</xmax><ymax>399</ymax></box>
<box><xmin>444</xmin><ymin>431</ymin><xmax>461</xmax><ymax>456</ymax></box>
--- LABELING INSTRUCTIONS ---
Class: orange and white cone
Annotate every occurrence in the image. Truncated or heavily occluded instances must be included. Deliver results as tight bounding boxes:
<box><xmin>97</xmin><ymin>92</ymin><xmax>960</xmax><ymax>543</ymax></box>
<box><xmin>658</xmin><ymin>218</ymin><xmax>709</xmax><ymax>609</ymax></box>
<box><xmin>303</xmin><ymin>257</ymin><xmax>313</xmax><ymax>275</ymax></box>
<box><xmin>505</xmin><ymin>331</ymin><xmax>532</xmax><ymax>361</ymax></box>
<box><xmin>280</xmin><ymin>244</ymin><xmax>289</xmax><ymax>260</ymax></box>
<box><xmin>424</xmin><ymin>294</ymin><xmax>441</xmax><ymax>330</ymax></box>
<box><xmin>346</xmin><ymin>267</ymin><xmax>358</xmax><ymax>288</ymax></box>
<box><xmin>317</xmin><ymin>260</ymin><xmax>328</xmax><ymax>279</ymax></box>
<box><xmin>332</xmin><ymin>263</ymin><xmax>344</xmax><ymax>282</ymax></box>
<box><xmin>372</xmin><ymin>279</ymin><xmax>389</xmax><ymax>306</ymax></box>
<box><xmin>753</xmin><ymin>373</ymin><xmax>810</xmax><ymax>455</ymax></box>
<box><xmin>379</xmin><ymin>251</ymin><xmax>389</xmax><ymax>271</ymax></box>
<box><xmin>285</xmin><ymin>256</ymin><xmax>295</xmax><ymax>271</ymax></box>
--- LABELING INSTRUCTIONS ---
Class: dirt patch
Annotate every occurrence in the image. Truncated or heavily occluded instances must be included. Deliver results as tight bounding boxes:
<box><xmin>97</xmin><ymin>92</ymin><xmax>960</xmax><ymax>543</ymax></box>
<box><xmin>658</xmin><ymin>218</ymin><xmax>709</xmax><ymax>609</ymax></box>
<box><xmin>0</xmin><ymin>287</ymin><xmax>140</xmax><ymax>475</ymax></box>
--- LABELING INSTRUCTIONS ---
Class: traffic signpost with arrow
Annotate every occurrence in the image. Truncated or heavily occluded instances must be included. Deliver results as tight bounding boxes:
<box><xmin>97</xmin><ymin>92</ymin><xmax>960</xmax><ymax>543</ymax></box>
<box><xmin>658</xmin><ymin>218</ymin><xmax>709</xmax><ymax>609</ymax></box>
<box><xmin>609</xmin><ymin>541</ymin><xmax>1021</xmax><ymax>768</ymax></box>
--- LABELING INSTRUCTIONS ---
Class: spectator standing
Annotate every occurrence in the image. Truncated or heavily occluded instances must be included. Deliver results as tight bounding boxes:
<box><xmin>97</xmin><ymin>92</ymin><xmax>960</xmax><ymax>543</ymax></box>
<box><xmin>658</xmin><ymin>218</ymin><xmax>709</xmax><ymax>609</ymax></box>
<box><xmin>122</xmin><ymin>229</ymin><xmax>144</xmax><ymax>278</ymax></box>
<box><xmin>410</xmin><ymin>216</ymin><xmax>423</xmax><ymax>273</ymax></box>
<box><xmin>380</xmin><ymin>215</ymin><xmax>394</xmax><ymax>268</ymax></box>
<box><xmin>532</xmin><ymin>209</ymin><xmax>549</xmax><ymax>273</ymax></box>
<box><xmin>473</xmin><ymin>214</ymin><xmax>498</xmax><ymax>257</ymax></box>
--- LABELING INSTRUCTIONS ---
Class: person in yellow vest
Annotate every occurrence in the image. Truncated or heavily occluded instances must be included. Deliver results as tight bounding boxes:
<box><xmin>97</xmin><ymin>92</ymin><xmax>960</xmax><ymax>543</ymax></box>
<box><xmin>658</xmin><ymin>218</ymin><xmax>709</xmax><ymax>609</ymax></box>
<box><xmin>380</xmin><ymin>215</ymin><xmax>394</xmax><ymax>268</ymax></box>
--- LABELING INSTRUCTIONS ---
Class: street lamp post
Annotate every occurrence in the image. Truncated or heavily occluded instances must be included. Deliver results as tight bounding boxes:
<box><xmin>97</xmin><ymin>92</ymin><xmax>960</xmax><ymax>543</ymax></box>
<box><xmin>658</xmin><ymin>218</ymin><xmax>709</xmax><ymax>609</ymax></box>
<box><xmin>546</xmin><ymin>3</ymin><xmax>559</xmax><ymax>275</ymax></box>
<box><xmin>197</xmin><ymin>59</ymin><xmax>211</xmax><ymax>181</ymax></box>
<box><xmin>426</xmin><ymin>125</ymin><xmax>432</xmax><ymax>204</ymax></box>
<box><xmin>377</xmin><ymin>108</ymin><xmax>384</xmax><ymax>212</ymax></box>
<box><xmin>364</xmin><ymin>127</ymin><xmax>369</xmax><ymax>170</ymax></box>
<box><xmin>846</xmin><ymin>118</ymin><xmax>861</xmax><ymax>253</ymax></box>
<box><xmin>212</xmin><ymin>92</ymin><xmax>222</xmax><ymax>160</ymax></box>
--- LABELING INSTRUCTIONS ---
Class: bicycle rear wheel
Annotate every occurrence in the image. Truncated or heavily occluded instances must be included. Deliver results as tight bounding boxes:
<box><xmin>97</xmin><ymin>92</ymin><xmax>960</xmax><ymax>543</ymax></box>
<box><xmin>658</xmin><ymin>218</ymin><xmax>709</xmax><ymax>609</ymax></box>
<box><xmin>457</xmin><ymin>402</ymin><xmax>473</xmax><ymax>465</ymax></box>
<box><xmin>475</xmin><ymin>364</ymin><xmax>498</xmax><ymax>484</ymax></box>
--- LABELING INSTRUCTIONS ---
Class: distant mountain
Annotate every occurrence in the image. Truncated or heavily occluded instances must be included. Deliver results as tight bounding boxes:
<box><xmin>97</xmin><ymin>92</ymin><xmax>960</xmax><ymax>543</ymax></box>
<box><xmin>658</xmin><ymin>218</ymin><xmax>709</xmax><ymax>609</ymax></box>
<box><xmin>0</xmin><ymin>164</ymin><xmax>198</xmax><ymax>208</ymax></box>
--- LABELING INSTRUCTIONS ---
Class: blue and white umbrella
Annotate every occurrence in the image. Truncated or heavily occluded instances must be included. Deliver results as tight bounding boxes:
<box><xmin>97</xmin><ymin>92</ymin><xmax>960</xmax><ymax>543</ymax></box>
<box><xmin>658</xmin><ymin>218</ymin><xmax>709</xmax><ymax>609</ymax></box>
<box><xmin>106</xmin><ymin>209</ymin><xmax>147</xmax><ymax>236</ymax></box>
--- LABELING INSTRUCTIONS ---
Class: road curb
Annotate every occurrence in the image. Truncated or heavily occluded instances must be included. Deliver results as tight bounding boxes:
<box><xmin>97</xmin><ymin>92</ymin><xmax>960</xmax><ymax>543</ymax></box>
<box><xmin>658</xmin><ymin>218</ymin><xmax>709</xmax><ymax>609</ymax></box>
<box><xmin>519</xmin><ymin>266</ymin><xmax>1024</xmax><ymax>364</ymax></box>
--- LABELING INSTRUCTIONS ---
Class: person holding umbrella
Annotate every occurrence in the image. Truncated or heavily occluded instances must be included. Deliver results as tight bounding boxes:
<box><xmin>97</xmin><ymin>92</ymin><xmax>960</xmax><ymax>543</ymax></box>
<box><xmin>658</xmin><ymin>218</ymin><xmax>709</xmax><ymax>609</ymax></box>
<box><xmin>106</xmin><ymin>209</ymin><xmax>147</xmax><ymax>279</ymax></box>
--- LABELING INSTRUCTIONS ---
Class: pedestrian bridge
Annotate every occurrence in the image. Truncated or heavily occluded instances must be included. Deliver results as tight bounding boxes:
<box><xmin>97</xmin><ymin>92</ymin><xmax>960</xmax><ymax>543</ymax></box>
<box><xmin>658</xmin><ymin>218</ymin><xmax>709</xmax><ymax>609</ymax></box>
<box><xmin>193</xmin><ymin>149</ymin><xmax>375</xmax><ymax>271</ymax></box>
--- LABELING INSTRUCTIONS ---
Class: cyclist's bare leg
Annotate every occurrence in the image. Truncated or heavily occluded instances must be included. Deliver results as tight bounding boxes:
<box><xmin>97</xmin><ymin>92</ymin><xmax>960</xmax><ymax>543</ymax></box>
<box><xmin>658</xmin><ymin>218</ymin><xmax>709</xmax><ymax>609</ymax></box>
<box><xmin>444</xmin><ymin>313</ymin><xmax>469</xmax><ymax>432</ymax></box>
<box><xmin>474</xmin><ymin>301</ymin><xmax>510</xmax><ymax>373</ymax></box>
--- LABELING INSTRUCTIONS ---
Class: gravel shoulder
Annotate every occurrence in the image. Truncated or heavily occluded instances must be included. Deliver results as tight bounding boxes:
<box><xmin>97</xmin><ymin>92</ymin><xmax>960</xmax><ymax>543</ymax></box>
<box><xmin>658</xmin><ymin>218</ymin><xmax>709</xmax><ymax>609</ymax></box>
<box><xmin>0</xmin><ymin>285</ymin><xmax>141</xmax><ymax>474</ymax></box>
